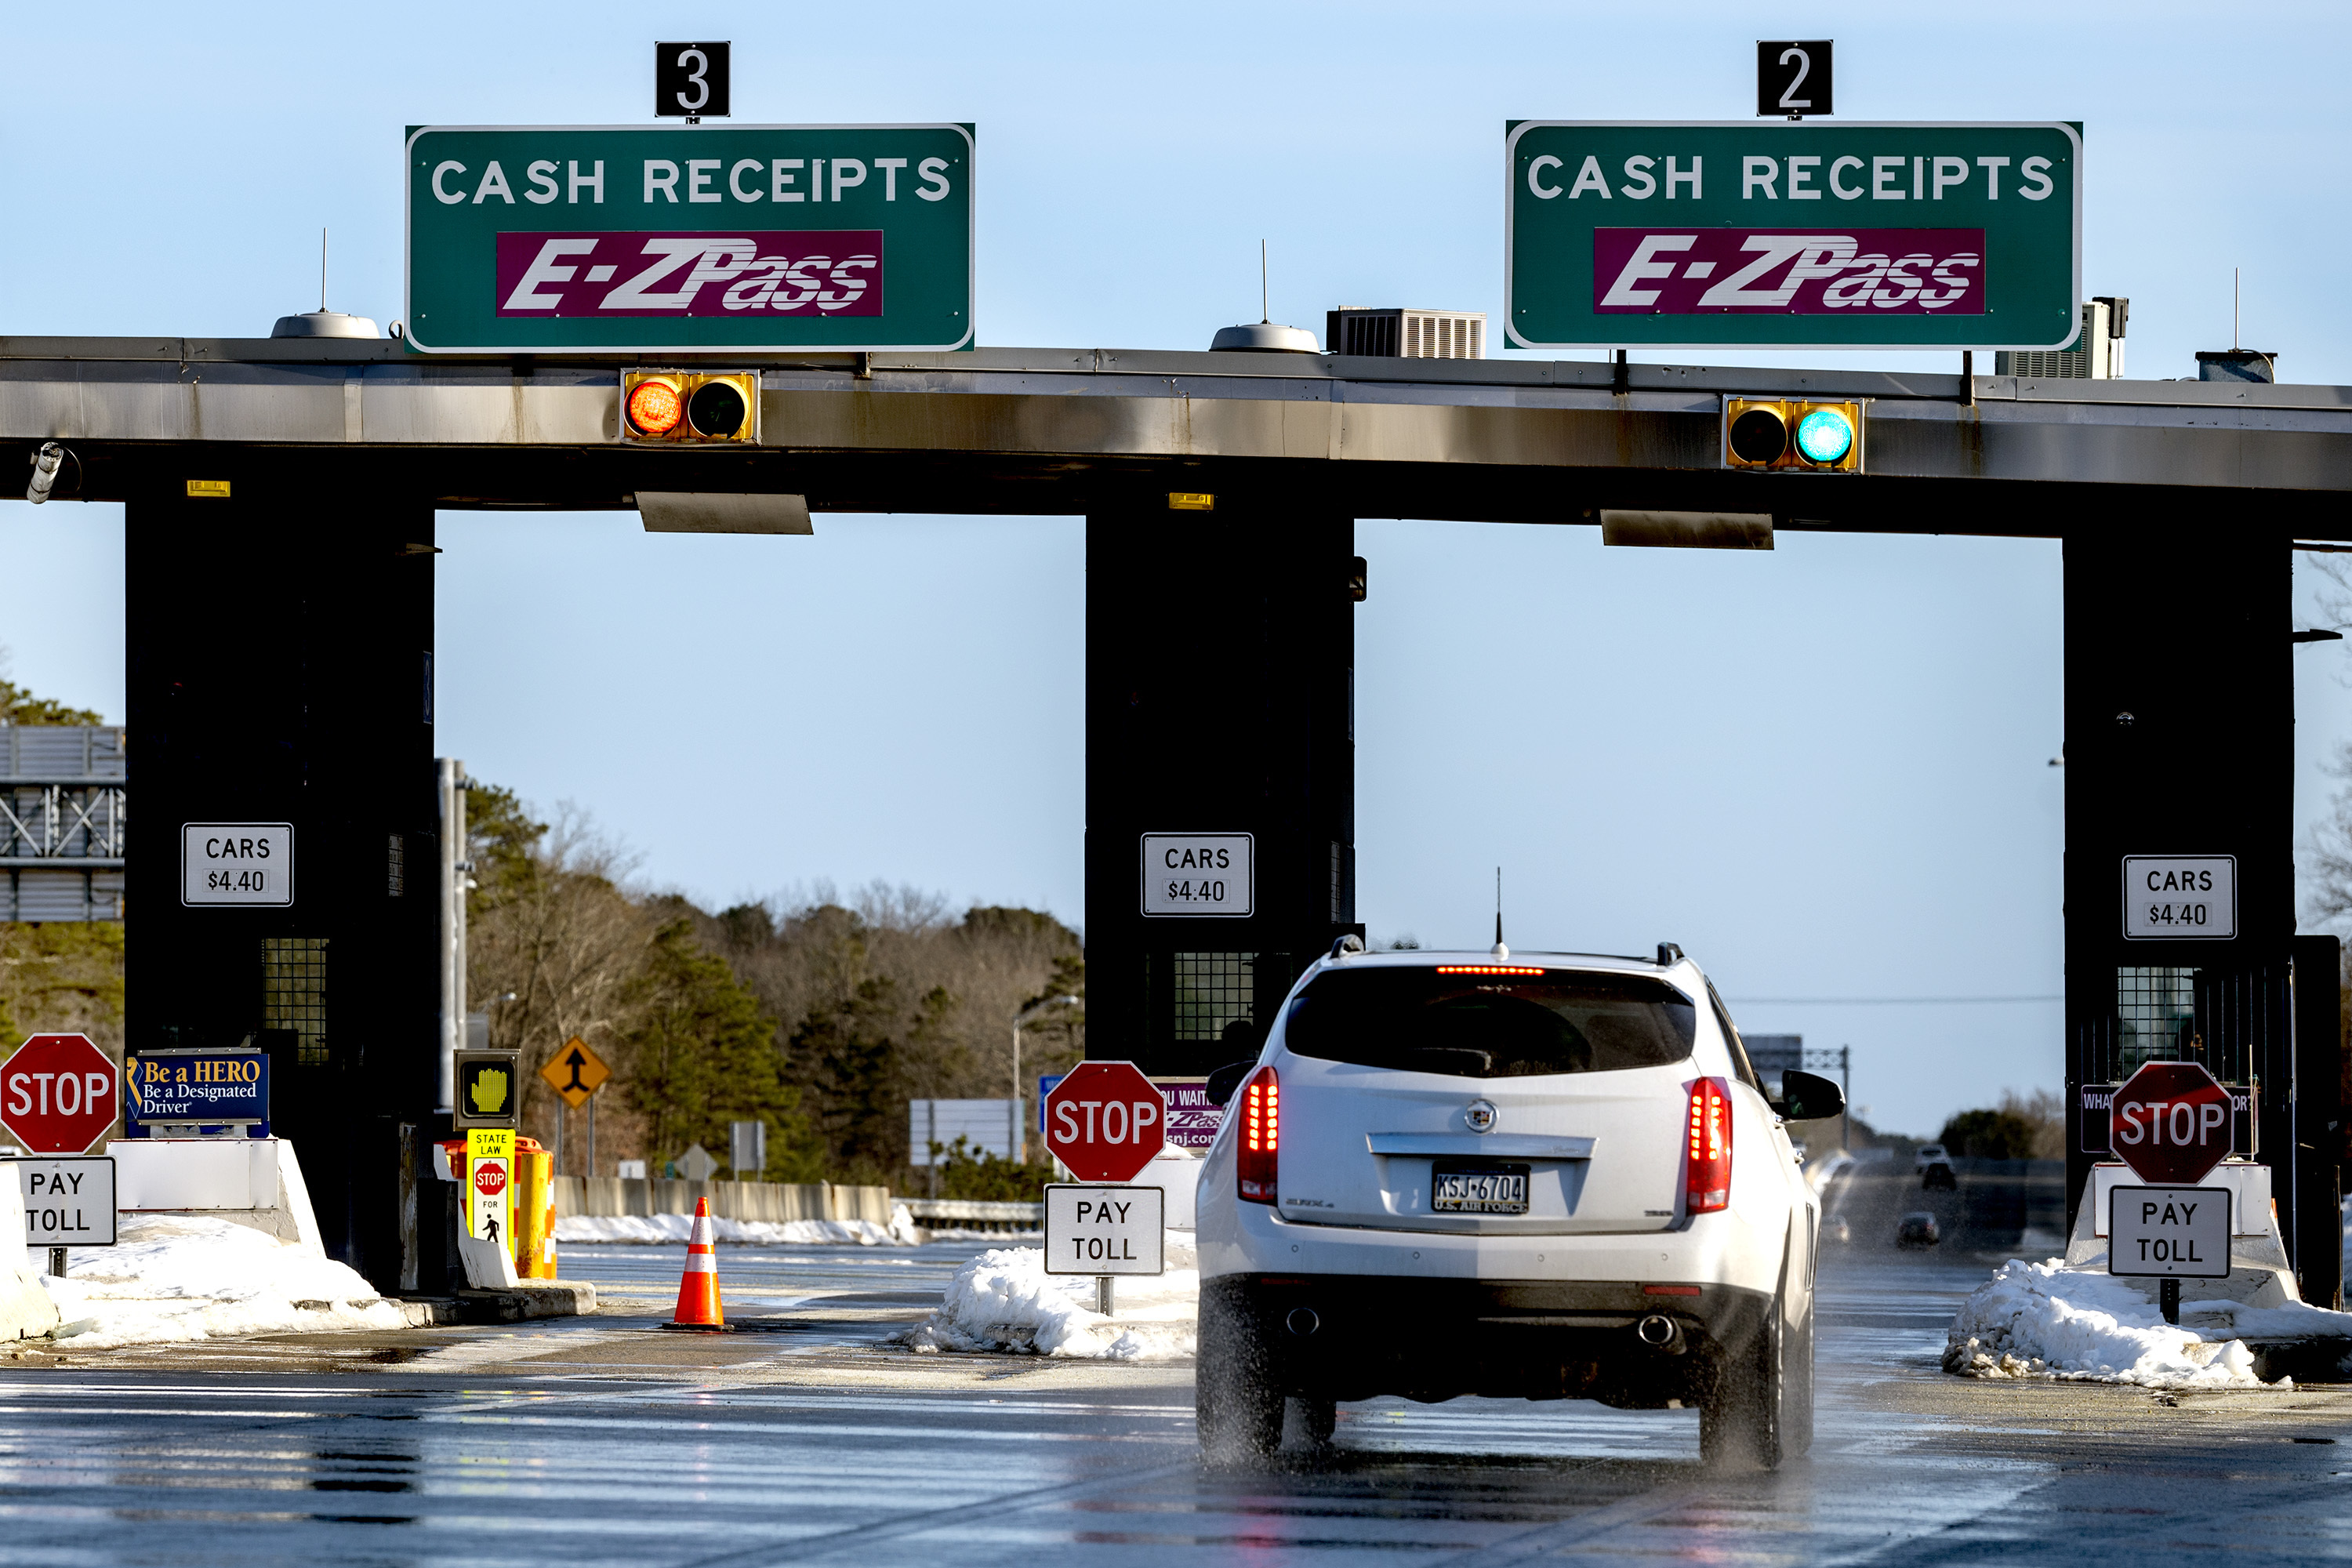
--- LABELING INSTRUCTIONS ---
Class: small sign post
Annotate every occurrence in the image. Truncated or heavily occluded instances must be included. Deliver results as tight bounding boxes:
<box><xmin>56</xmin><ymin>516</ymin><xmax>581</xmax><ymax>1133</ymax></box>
<box><xmin>1045</xmin><ymin>1184</ymin><xmax>1164</xmax><ymax>1314</ymax></box>
<box><xmin>466</xmin><ymin>1128</ymin><xmax>514</xmax><ymax>1245</ymax></box>
<box><xmin>1044</xmin><ymin>1062</ymin><xmax>1167</xmax><ymax>1315</ymax></box>
<box><xmin>538</xmin><ymin>1035</ymin><xmax>612</xmax><ymax>1177</ymax></box>
<box><xmin>2</xmin><ymin>1034</ymin><xmax>121</xmax><ymax>1155</ymax></box>
<box><xmin>2110</xmin><ymin>1184</ymin><xmax>2230</xmax><ymax>1325</ymax></box>
<box><xmin>13</xmin><ymin>1155</ymin><xmax>117</xmax><ymax>1279</ymax></box>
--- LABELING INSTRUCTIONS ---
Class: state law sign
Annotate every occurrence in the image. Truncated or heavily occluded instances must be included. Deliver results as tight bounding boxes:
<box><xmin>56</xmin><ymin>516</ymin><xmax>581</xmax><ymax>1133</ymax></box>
<box><xmin>1506</xmin><ymin>121</ymin><xmax>2080</xmax><ymax>350</ymax></box>
<box><xmin>1044</xmin><ymin>1061</ymin><xmax>1166</xmax><ymax>1183</ymax></box>
<box><xmin>406</xmin><ymin>124</ymin><xmax>975</xmax><ymax>353</ymax></box>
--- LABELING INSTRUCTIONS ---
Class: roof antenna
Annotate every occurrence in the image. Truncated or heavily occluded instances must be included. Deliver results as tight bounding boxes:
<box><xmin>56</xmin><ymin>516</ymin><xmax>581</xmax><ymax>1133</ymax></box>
<box><xmin>1490</xmin><ymin>866</ymin><xmax>1508</xmax><ymax>959</ymax></box>
<box><xmin>321</xmin><ymin>227</ymin><xmax>328</xmax><ymax>313</ymax></box>
<box><xmin>2233</xmin><ymin>266</ymin><xmax>2240</xmax><ymax>351</ymax></box>
<box><xmin>1260</xmin><ymin>239</ymin><xmax>1269</xmax><ymax>323</ymax></box>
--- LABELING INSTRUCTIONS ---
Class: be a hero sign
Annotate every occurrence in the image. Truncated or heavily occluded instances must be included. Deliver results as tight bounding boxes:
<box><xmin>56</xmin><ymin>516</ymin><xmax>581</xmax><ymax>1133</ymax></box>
<box><xmin>1044</xmin><ymin>1061</ymin><xmax>1165</xmax><ymax>1183</ymax></box>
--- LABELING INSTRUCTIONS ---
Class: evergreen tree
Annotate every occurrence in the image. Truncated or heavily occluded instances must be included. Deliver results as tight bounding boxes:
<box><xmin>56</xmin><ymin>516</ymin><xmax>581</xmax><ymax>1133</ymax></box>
<box><xmin>623</xmin><ymin>919</ymin><xmax>800</xmax><ymax>1175</ymax></box>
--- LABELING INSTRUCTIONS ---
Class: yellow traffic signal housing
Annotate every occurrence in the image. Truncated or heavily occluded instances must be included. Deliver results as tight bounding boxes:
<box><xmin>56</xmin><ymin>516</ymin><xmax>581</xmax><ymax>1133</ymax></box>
<box><xmin>619</xmin><ymin>369</ymin><xmax>760</xmax><ymax>444</ymax></box>
<box><xmin>1722</xmin><ymin>397</ymin><xmax>1864</xmax><ymax>473</ymax></box>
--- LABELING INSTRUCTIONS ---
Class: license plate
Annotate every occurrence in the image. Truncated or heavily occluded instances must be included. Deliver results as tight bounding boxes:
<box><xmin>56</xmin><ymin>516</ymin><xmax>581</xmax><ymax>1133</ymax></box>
<box><xmin>1431</xmin><ymin>1161</ymin><xmax>1530</xmax><ymax>1214</ymax></box>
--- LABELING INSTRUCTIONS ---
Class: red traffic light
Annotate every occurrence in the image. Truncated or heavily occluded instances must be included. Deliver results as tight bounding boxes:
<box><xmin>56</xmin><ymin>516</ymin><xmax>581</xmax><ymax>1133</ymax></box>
<box><xmin>626</xmin><ymin>379</ymin><xmax>684</xmax><ymax>437</ymax></box>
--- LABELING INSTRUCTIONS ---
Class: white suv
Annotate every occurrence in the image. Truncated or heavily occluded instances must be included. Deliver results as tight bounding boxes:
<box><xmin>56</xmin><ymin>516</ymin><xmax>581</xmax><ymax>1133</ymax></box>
<box><xmin>1194</xmin><ymin>942</ymin><xmax>1841</xmax><ymax>1468</ymax></box>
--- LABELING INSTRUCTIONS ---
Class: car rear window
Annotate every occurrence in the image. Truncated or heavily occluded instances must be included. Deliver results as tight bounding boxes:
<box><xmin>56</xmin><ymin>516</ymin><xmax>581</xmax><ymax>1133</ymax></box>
<box><xmin>1281</xmin><ymin>966</ymin><xmax>1698</xmax><ymax>1078</ymax></box>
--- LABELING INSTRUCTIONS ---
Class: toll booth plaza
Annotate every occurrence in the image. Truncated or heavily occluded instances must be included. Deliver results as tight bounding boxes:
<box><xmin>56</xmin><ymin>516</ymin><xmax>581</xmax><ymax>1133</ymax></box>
<box><xmin>10</xmin><ymin>335</ymin><xmax>2347</xmax><ymax>1305</ymax></box>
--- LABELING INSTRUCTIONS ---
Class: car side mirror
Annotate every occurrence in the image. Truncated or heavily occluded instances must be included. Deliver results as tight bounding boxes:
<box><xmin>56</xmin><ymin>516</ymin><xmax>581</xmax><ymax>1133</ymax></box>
<box><xmin>1774</xmin><ymin>1069</ymin><xmax>1846</xmax><ymax>1122</ymax></box>
<box><xmin>1205</xmin><ymin>1059</ymin><xmax>1258</xmax><ymax>1109</ymax></box>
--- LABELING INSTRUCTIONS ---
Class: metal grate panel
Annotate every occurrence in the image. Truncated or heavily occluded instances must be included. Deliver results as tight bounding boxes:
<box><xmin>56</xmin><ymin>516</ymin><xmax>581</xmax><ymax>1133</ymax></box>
<box><xmin>263</xmin><ymin>938</ymin><xmax>330</xmax><ymax>1067</ymax></box>
<box><xmin>1171</xmin><ymin>952</ymin><xmax>1254</xmax><ymax>1041</ymax></box>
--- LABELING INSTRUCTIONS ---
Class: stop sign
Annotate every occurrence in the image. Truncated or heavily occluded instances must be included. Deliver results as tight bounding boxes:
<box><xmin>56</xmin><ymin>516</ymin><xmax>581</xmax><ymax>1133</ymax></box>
<box><xmin>2111</xmin><ymin>1059</ymin><xmax>2232</xmax><ymax>1185</ymax></box>
<box><xmin>1044</xmin><ymin>1060</ymin><xmax>1166</xmax><ymax>1182</ymax></box>
<box><xmin>1</xmin><ymin>1033</ymin><xmax>121</xmax><ymax>1154</ymax></box>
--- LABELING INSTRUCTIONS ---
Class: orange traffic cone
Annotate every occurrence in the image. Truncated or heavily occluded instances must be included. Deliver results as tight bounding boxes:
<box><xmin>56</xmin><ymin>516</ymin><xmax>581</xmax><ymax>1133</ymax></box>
<box><xmin>667</xmin><ymin>1196</ymin><xmax>725</xmax><ymax>1329</ymax></box>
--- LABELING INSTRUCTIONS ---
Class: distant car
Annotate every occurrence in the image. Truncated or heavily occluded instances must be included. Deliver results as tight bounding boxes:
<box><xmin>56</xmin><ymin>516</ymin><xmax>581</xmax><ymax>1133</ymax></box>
<box><xmin>1913</xmin><ymin>1144</ymin><xmax>1948</xmax><ymax>1173</ymax></box>
<box><xmin>1896</xmin><ymin>1212</ymin><xmax>1940</xmax><ymax>1248</ymax></box>
<box><xmin>1825</xmin><ymin>1214</ymin><xmax>1851</xmax><ymax>1246</ymax></box>
<box><xmin>1920</xmin><ymin>1161</ymin><xmax>1957</xmax><ymax>1192</ymax></box>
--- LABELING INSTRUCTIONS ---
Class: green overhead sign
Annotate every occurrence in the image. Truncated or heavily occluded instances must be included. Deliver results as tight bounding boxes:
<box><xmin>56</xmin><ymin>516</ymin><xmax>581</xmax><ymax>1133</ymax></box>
<box><xmin>1505</xmin><ymin>121</ymin><xmax>2080</xmax><ymax>351</ymax></box>
<box><xmin>405</xmin><ymin>123</ymin><xmax>974</xmax><ymax>354</ymax></box>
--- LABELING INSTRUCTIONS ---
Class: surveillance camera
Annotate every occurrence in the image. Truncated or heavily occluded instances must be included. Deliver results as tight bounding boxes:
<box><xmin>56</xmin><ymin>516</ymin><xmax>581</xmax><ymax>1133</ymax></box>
<box><xmin>25</xmin><ymin>442</ymin><xmax>65</xmax><ymax>503</ymax></box>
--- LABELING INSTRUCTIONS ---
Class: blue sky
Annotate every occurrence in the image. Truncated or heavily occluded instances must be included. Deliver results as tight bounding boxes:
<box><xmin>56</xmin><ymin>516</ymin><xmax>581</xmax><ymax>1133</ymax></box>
<box><xmin>7</xmin><ymin>2</ymin><xmax>2352</xmax><ymax>1134</ymax></box>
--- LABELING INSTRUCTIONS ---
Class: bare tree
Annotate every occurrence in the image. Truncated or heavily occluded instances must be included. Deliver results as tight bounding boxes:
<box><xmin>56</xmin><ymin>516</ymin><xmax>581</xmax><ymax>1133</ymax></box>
<box><xmin>467</xmin><ymin>804</ymin><xmax>659</xmax><ymax>1151</ymax></box>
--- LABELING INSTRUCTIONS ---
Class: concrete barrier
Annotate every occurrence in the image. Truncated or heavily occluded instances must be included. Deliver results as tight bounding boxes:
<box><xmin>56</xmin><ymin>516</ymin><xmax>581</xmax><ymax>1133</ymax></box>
<box><xmin>110</xmin><ymin>1138</ymin><xmax>325</xmax><ymax>1254</ymax></box>
<box><xmin>900</xmin><ymin>1198</ymin><xmax>1043</xmax><ymax>1232</ymax></box>
<box><xmin>1</xmin><ymin>1167</ymin><xmax>63</xmax><ymax>1340</ymax></box>
<box><xmin>554</xmin><ymin>1176</ymin><xmax>894</xmax><ymax>1225</ymax></box>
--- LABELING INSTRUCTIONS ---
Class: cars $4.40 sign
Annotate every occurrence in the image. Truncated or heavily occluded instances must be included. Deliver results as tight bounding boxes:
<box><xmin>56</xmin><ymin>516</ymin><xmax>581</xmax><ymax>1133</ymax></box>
<box><xmin>1506</xmin><ymin>121</ymin><xmax>2079</xmax><ymax>350</ymax></box>
<box><xmin>406</xmin><ymin>124</ymin><xmax>974</xmax><ymax>353</ymax></box>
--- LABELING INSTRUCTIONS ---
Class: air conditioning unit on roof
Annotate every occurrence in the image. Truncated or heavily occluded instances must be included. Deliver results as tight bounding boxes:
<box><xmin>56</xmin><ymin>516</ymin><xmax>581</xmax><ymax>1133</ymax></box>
<box><xmin>1327</xmin><ymin>308</ymin><xmax>1485</xmax><ymax>360</ymax></box>
<box><xmin>1996</xmin><ymin>297</ymin><xmax>2128</xmax><ymax>379</ymax></box>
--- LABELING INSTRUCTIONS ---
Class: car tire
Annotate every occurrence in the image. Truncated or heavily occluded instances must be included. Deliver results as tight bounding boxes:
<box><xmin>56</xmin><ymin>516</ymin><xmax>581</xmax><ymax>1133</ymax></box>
<box><xmin>1288</xmin><ymin>1396</ymin><xmax>1337</xmax><ymax>1448</ymax></box>
<box><xmin>1196</xmin><ymin>1281</ymin><xmax>1283</xmax><ymax>1461</ymax></box>
<box><xmin>1700</xmin><ymin>1291</ymin><xmax>1786</xmax><ymax>1472</ymax></box>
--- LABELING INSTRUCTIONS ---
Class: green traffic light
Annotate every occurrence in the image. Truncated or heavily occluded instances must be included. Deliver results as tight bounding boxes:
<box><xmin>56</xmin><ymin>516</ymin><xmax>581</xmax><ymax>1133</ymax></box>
<box><xmin>1795</xmin><ymin>408</ymin><xmax>1855</xmax><ymax>464</ymax></box>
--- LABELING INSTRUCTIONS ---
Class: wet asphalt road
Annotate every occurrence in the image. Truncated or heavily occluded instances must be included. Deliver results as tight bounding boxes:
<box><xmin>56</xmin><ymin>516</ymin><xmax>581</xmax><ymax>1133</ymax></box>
<box><xmin>4</xmin><ymin>1223</ymin><xmax>2352</xmax><ymax>1566</ymax></box>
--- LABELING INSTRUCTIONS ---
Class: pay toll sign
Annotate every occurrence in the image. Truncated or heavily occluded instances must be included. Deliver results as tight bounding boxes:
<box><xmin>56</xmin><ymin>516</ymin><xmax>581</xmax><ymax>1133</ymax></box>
<box><xmin>407</xmin><ymin>124</ymin><xmax>973</xmax><ymax>353</ymax></box>
<box><xmin>1044</xmin><ymin>1185</ymin><xmax>1165</xmax><ymax>1276</ymax></box>
<box><xmin>16</xmin><ymin>1157</ymin><xmax>117</xmax><ymax>1247</ymax></box>
<box><xmin>2109</xmin><ymin>1185</ymin><xmax>2230</xmax><ymax>1279</ymax></box>
<box><xmin>1506</xmin><ymin>121</ymin><xmax>2080</xmax><ymax>350</ymax></box>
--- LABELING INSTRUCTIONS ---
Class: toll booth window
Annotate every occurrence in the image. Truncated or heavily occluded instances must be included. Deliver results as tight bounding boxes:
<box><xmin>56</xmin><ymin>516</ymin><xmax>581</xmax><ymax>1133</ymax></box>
<box><xmin>1171</xmin><ymin>952</ymin><xmax>1254</xmax><ymax>1041</ymax></box>
<box><xmin>1283</xmin><ymin>970</ymin><xmax>1696</xmax><ymax>1079</ymax></box>
<box><xmin>2115</xmin><ymin>967</ymin><xmax>2198</xmax><ymax>1076</ymax></box>
<box><xmin>263</xmin><ymin>937</ymin><xmax>330</xmax><ymax>1067</ymax></box>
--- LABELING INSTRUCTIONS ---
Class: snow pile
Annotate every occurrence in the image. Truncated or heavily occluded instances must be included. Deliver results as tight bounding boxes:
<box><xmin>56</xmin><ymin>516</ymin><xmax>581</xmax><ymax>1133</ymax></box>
<box><xmin>895</xmin><ymin>1236</ymin><xmax>1198</xmax><ymax>1359</ymax></box>
<box><xmin>1944</xmin><ymin>1255</ymin><xmax>2352</xmax><ymax>1388</ymax></box>
<box><xmin>32</xmin><ymin>1215</ymin><xmax>408</xmax><ymax>1351</ymax></box>
<box><xmin>554</xmin><ymin>1209</ymin><xmax>919</xmax><ymax>1247</ymax></box>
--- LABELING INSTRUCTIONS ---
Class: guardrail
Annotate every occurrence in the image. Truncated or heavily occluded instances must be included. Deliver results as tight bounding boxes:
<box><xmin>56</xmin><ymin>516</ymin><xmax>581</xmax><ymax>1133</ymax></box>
<box><xmin>554</xmin><ymin>1177</ymin><xmax>895</xmax><ymax>1225</ymax></box>
<box><xmin>899</xmin><ymin>1197</ymin><xmax>1043</xmax><ymax>1232</ymax></box>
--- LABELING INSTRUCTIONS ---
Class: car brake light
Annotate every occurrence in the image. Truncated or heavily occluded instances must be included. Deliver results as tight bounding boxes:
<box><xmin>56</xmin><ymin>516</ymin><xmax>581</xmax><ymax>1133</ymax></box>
<box><xmin>1686</xmin><ymin>1076</ymin><xmax>1732</xmax><ymax>1214</ymax></box>
<box><xmin>1237</xmin><ymin>1066</ymin><xmax>1279</xmax><ymax>1204</ymax></box>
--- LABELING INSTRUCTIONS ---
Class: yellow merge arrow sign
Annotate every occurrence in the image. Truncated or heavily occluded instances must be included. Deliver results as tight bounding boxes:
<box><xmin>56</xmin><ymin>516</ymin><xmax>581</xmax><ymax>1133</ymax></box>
<box><xmin>539</xmin><ymin>1036</ymin><xmax>612</xmax><ymax>1109</ymax></box>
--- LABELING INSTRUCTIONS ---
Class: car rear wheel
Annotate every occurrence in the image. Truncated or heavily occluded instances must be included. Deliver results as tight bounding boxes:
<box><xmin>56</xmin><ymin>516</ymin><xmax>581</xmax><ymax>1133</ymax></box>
<box><xmin>1288</xmin><ymin>1395</ymin><xmax>1337</xmax><ymax>1447</ymax></box>
<box><xmin>1701</xmin><ymin>1290</ymin><xmax>1793</xmax><ymax>1472</ymax></box>
<box><xmin>1197</xmin><ymin>1282</ymin><xmax>1283</xmax><ymax>1460</ymax></box>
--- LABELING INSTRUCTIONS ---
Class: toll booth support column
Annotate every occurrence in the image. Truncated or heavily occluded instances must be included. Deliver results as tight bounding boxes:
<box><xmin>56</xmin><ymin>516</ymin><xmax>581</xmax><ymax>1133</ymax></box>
<box><xmin>1084</xmin><ymin>500</ymin><xmax>1359</xmax><ymax>1076</ymax></box>
<box><xmin>126</xmin><ymin>481</ymin><xmax>444</xmax><ymax>1293</ymax></box>
<box><xmin>2061</xmin><ymin>517</ymin><xmax>2297</xmax><ymax>1251</ymax></box>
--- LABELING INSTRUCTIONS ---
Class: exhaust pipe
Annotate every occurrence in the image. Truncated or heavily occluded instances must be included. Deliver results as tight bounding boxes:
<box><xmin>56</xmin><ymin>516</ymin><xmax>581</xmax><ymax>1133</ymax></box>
<box><xmin>1287</xmin><ymin>1307</ymin><xmax>1321</xmax><ymax>1337</ymax></box>
<box><xmin>1636</xmin><ymin>1314</ymin><xmax>1681</xmax><ymax>1350</ymax></box>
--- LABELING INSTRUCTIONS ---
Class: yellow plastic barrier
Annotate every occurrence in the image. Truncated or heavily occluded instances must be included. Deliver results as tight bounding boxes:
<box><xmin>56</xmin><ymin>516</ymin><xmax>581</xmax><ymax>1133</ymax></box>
<box><xmin>511</xmin><ymin>1139</ymin><xmax>557</xmax><ymax>1279</ymax></box>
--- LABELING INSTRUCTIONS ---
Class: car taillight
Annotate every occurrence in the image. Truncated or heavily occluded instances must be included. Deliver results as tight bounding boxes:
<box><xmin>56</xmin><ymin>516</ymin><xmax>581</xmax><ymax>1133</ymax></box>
<box><xmin>1237</xmin><ymin>1066</ymin><xmax>1279</xmax><ymax>1204</ymax></box>
<box><xmin>1686</xmin><ymin>1076</ymin><xmax>1733</xmax><ymax>1214</ymax></box>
